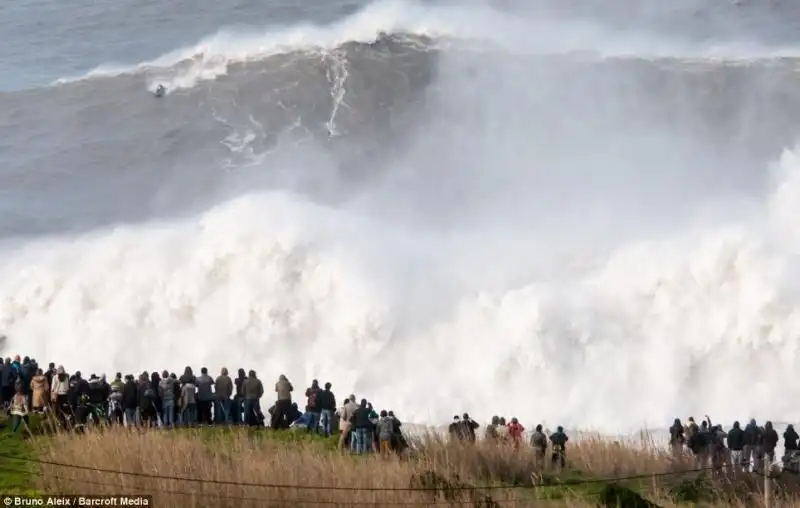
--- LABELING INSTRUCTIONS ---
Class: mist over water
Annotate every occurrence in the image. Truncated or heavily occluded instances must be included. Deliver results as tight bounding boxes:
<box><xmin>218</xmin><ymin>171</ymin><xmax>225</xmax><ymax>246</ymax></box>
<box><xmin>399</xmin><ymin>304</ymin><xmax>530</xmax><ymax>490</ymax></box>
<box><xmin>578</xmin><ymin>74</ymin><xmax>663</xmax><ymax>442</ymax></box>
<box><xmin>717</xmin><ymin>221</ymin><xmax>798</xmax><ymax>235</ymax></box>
<box><xmin>3</xmin><ymin>0</ymin><xmax>800</xmax><ymax>431</ymax></box>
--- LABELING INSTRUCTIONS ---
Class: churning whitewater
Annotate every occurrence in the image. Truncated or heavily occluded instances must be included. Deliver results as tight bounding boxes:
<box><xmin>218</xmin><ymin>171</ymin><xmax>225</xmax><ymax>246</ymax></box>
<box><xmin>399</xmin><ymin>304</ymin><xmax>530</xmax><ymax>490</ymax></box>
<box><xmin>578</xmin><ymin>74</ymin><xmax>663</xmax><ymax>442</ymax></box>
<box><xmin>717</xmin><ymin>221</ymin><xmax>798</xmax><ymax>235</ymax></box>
<box><xmin>3</xmin><ymin>0</ymin><xmax>800</xmax><ymax>432</ymax></box>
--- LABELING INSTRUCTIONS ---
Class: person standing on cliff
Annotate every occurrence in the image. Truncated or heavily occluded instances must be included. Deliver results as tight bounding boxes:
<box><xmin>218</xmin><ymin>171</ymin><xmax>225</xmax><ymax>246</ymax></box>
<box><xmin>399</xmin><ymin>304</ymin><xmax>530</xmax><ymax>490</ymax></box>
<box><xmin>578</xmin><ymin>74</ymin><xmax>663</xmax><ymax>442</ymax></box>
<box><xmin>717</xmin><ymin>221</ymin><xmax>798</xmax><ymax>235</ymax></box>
<box><xmin>158</xmin><ymin>371</ymin><xmax>176</xmax><ymax>428</ymax></box>
<box><xmin>121</xmin><ymin>374</ymin><xmax>138</xmax><ymax>427</ymax></box>
<box><xmin>304</xmin><ymin>379</ymin><xmax>321</xmax><ymax>433</ymax></box>
<box><xmin>195</xmin><ymin>367</ymin><xmax>214</xmax><ymax>425</ymax></box>
<box><xmin>338</xmin><ymin>395</ymin><xmax>358</xmax><ymax>449</ymax></box>
<box><xmin>669</xmin><ymin>418</ymin><xmax>685</xmax><ymax>458</ymax></box>
<box><xmin>317</xmin><ymin>382</ymin><xmax>337</xmax><ymax>437</ymax></box>
<box><xmin>550</xmin><ymin>426</ymin><xmax>569</xmax><ymax>469</ymax></box>
<box><xmin>214</xmin><ymin>367</ymin><xmax>233</xmax><ymax>424</ymax></box>
<box><xmin>530</xmin><ymin>424</ymin><xmax>548</xmax><ymax>468</ymax></box>
<box><xmin>507</xmin><ymin>417</ymin><xmax>525</xmax><ymax>449</ymax></box>
<box><xmin>30</xmin><ymin>368</ymin><xmax>49</xmax><ymax>413</ymax></box>
<box><xmin>271</xmin><ymin>374</ymin><xmax>293</xmax><ymax>429</ymax></box>
<box><xmin>243</xmin><ymin>370</ymin><xmax>264</xmax><ymax>426</ymax></box>
<box><xmin>233</xmin><ymin>368</ymin><xmax>246</xmax><ymax>425</ymax></box>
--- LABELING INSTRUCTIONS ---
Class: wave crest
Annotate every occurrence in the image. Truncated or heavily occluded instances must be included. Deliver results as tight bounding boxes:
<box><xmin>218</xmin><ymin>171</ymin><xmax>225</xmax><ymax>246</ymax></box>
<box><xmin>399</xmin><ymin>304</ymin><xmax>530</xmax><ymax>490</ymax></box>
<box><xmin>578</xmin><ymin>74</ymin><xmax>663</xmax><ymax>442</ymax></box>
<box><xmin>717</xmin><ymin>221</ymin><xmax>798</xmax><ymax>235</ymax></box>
<box><xmin>51</xmin><ymin>0</ymin><xmax>800</xmax><ymax>92</ymax></box>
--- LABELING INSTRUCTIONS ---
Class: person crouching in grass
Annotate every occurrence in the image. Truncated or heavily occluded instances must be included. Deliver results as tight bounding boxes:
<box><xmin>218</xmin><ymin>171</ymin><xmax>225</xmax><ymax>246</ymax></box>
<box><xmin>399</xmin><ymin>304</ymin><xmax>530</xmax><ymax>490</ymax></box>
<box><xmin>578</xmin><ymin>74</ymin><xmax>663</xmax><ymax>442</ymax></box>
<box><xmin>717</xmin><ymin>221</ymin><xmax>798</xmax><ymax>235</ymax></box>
<box><xmin>10</xmin><ymin>381</ymin><xmax>29</xmax><ymax>433</ymax></box>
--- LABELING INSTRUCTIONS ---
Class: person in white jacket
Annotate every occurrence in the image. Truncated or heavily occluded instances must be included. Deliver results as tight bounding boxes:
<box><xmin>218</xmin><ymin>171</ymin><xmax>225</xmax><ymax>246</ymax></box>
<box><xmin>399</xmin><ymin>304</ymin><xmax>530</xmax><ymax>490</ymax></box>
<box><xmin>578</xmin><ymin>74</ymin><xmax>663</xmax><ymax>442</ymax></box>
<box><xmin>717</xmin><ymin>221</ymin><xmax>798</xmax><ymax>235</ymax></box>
<box><xmin>50</xmin><ymin>365</ymin><xmax>70</xmax><ymax>425</ymax></box>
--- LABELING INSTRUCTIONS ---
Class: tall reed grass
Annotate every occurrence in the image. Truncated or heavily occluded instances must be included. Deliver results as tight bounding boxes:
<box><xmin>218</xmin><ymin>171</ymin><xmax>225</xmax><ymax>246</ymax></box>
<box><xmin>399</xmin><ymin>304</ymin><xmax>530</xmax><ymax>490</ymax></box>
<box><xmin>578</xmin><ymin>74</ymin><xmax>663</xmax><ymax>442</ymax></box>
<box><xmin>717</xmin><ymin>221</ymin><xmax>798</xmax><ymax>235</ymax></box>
<box><xmin>26</xmin><ymin>427</ymin><xmax>794</xmax><ymax>507</ymax></box>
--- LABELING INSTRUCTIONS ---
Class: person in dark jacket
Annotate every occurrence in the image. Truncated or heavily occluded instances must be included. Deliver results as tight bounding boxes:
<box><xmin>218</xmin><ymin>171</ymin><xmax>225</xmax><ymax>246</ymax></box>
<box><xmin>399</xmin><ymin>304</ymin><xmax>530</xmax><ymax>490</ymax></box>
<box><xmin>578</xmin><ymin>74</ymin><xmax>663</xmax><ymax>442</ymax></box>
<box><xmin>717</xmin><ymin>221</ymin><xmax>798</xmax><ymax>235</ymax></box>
<box><xmin>783</xmin><ymin>424</ymin><xmax>800</xmax><ymax>471</ymax></box>
<box><xmin>2</xmin><ymin>358</ymin><xmax>16</xmax><ymax>406</ymax></box>
<box><xmin>669</xmin><ymin>418</ymin><xmax>685</xmax><ymax>457</ymax></box>
<box><xmin>727</xmin><ymin>421</ymin><xmax>745</xmax><ymax>471</ymax></box>
<box><xmin>195</xmin><ymin>367</ymin><xmax>214</xmax><ymax>425</ymax></box>
<box><xmin>763</xmin><ymin>421</ymin><xmax>779</xmax><ymax>467</ymax></box>
<box><xmin>122</xmin><ymin>375</ymin><xmax>138</xmax><ymax>427</ymax></box>
<box><xmin>242</xmin><ymin>370</ymin><xmax>264</xmax><ymax>427</ymax></box>
<box><xmin>317</xmin><ymin>382</ymin><xmax>337</xmax><ymax>436</ymax></box>
<box><xmin>687</xmin><ymin>420</ymin><xmax>710</xmax><ymax>466</ymax></box>
<box><xmin>150</xmin><ymin>372</ymin><xmax>162</xmax><ymax>420</ymax></box>
<box><xmin>170</xmin><ymin>373</ymin><xmax>180</xmax><ymax>424</ymax></box>
<box><xmin>785</xmin><ymin>424</ymin><xmax>799</xmax><ymax>452</ymax></box>
<box><xmin>233</xmin><ymin>368</ymin><xmax>246</xmax><ymax>425</ymax></box>
<box><xmin>9</xmin><ymin>356</ymin><xmax>21</xmax><ymax>386</ymax></box>
<box><xmin>304</xmin><ymin>379</ymin><xmax>321</xmax><ymax>434</ymax></box>
<box><xmin>349</xmin><ymin>399</ymin><xmax>374</xmax><ymax>454</ymax></box>
<box><xmin>87</xmin><ymin>374</ymin><xmax>105</xmax><ymax>407</ymax></box>
<box><xmin>214</xmin><ymin>367</ymin><xmax>233</xmax><ymax>424</ymax></box>
<box><xmin>448</xmin><ymin>416</ymin><xmax>462</xmax><ymax>442</ymax></box>
<box><xmin>387</xmin><ymin>410</ymin><xmax>407</xmax><ymax>454</ymax></box>
<box><xmin>69</xmin><ymin>371</ymin><xmax>90</xmax><ymax>409</ymax></box>
<box><xmin>0</xmin><ymin>359</ymin><xmax>7</xmax><ymax>406</ymax></box>
<box><xmin>459</xmin><ymin>413</ymin><xmax>479</xmax><ymax>443</ymax></box>
<box><xmin>45</xmin><ymin>362</ymin><xmax>56</xmax><ymax>390</ymax></box>
<box><xmin>179</xmin><ymin>366</ymin><xmax>195</xmax><ymax>386</ymax></box>
<box><xmin>29</xmin><ymin>358</ymin><xmax>39</xmax><ymax>380</ymax></box>
<box><xmin>284</xmin><ymin>402</ymin><xmax>302</xmax><ymax>424</ymax></box>
<box><xmin>550</xmin><ymin>426</ymin><xmax>569</xmax><ymax>468</ymax></box>
<box><xmin>743</xmin><ymin>419</ymin><xmax>761</xmax><ymax>472</ymax></box>
<box><xmin>138</xmin><ymin>380</ymin><xmax>157</xmax><ymax>426</ymax></box>
<box><xmin>98</xmin><ymin>374</ymin><xmax>111</xmax><ymax>417</ymax></box>
<box><xmin>18</xmin><ymin>358</ymin><xmax>33</xmax><ymax>404</ymax></box>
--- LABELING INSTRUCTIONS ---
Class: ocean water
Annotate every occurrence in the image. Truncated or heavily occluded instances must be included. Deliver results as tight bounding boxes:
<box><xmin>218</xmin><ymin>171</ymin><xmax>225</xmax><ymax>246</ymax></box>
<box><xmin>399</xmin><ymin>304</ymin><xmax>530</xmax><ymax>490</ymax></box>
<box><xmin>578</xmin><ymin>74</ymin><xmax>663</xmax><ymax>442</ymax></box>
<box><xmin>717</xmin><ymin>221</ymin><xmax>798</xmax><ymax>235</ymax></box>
<box><xmin>3</xmin><ymin>0</ymin><xmax>800</xmax><ymax>432</ymax></box>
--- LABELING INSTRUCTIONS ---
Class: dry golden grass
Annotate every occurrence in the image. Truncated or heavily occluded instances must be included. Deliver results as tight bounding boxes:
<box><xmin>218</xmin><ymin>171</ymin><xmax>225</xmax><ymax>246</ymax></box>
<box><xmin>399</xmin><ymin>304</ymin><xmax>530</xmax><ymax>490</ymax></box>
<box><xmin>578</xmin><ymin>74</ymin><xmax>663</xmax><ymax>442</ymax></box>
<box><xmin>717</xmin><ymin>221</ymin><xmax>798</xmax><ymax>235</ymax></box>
<box><xmin>26</xmin><ymin>427</ymin><xmax>797</xmax><ymax>507</ymax></box>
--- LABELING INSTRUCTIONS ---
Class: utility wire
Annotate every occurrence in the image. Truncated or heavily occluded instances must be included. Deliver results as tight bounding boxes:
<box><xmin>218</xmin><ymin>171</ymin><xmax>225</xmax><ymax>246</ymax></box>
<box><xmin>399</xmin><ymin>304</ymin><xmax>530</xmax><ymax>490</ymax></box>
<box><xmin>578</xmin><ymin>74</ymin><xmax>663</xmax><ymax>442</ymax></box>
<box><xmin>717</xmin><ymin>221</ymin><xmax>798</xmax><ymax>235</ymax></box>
<box><xmin>0</xmin><ymin>452</ymin><xmax>717</xmax><ymax>491</ymax></box>
<box><xmin>0</xmin><ymin>464</ymin><xmax>532</xmax><ymax>505</ymax></box>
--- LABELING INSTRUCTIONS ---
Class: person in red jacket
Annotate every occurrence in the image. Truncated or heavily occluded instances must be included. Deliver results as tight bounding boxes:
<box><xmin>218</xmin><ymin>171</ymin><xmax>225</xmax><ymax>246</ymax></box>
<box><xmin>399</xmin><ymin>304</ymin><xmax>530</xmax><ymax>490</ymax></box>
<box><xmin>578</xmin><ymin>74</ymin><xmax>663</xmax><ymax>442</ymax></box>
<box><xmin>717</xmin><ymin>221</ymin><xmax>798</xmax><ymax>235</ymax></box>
<box><xmin>507</xmin><ymin>417</ymin><xmax>525</xmax><ymax>449</ymax></box>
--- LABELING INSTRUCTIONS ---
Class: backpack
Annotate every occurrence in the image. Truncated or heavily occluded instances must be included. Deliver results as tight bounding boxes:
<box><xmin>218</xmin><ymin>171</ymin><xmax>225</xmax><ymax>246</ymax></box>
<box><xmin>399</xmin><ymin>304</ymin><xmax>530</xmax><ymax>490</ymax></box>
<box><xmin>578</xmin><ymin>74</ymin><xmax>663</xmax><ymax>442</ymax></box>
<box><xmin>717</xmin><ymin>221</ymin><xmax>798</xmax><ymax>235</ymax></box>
<box><xmin>307</xmin><ymin>388</ymin><xmax>318</xmax><ymax>409</ymax></box>
<box><xmin>380</xmin><ymin>417</ymin><xmax>395</xmax><ymax>436</ymax></box>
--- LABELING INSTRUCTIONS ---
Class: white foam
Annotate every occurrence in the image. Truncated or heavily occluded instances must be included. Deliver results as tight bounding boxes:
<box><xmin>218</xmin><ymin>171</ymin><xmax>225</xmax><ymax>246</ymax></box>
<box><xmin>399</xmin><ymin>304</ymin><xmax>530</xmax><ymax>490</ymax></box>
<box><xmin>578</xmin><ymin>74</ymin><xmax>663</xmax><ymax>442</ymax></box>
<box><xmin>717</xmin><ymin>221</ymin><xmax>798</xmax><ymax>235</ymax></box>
<box><xmin>3</xmin><ymin>144</ymin><xmax>800</xmax><ymax>432</ymax></box>
<box><xmin>51</xmin><ymin>0</ymin><xmax>800</xmax><ymax>92</ymax></box>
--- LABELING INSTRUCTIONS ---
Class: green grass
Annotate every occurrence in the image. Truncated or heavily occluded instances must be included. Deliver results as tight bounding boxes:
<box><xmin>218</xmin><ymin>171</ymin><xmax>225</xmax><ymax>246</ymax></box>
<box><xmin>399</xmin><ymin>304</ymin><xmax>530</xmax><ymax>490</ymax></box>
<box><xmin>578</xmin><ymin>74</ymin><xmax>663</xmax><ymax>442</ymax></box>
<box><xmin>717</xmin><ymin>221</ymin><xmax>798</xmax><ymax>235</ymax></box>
<box><xmin>0</xmin><ymin>411</ymin><xmax>42</xmax><ymax>494</ymax></box>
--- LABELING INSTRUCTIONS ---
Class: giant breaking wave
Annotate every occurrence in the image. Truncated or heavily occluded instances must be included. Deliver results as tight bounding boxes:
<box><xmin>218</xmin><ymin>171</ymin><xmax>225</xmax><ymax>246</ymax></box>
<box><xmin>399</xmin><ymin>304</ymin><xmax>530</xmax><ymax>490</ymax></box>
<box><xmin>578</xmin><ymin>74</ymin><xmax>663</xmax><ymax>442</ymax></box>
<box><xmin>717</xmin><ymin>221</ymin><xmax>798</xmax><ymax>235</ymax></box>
<box><xmin>3</xmin><ymin>0</ymin><xmax>800</xmax><ymax>432</ymax></box>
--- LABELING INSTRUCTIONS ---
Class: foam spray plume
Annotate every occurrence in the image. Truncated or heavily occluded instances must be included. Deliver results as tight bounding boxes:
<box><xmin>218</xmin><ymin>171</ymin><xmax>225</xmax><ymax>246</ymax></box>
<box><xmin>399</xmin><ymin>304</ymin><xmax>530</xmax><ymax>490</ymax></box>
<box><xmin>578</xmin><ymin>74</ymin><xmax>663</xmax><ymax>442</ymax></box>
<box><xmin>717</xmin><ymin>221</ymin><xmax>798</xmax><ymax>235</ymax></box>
<box><xmin>4</xmin><ymin>0</ymin><xmax>800</xmax><ymax>432</ymax></box>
